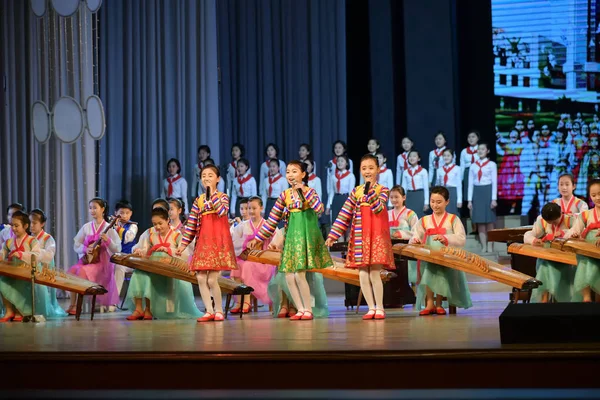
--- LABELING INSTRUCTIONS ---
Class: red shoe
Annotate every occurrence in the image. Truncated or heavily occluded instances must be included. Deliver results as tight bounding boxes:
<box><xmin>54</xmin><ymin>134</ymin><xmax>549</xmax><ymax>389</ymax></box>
<box><xmin>230</xmin><ymin>304</ymin><xmax>242</xmax><ymax>314</ymax></box>
<box><xmin>126</xmin><ymin>310</ymin><xmax>144</xmax><ymax>321</ymax></box>
<box><xmin>419</xmin><ymin>308</ymin><xmax>436</xmax><ymax>316</ymax></box>
<box><xmin>0</xmin><ymin>314</ymin><xmax>15</xmax><ymax>323</ymax></box>
<box><xmin>374</xmin><ymin>310</ymin><xmax>386</xmax><ymax>320</ymax></box>
<box><xmin>289</xmin><ymin>312</ymin><xmax>304</xmax><ymax>320</ymax></box>
<box><xmin>197</xmin><ymin>313</ymin><xmax>215</xmax><ymax>322</ymax></box>
<box><xmin>214</xmin><ymin>312</ymin><xmax>225</xmax><ymax>321</ymax></box>
<box><xmin>241</xmin><ymin>302</ymin><xmax>251</xmax><ymax>314</ymax></box>
<box><xmin>300</xmin><ymin>311</ymin><xmax>313</xmax><ymax>320</ymax></box>
<box><xmin>143</xmin><ymin>313</ymin><xmax>154</xmax><ymax>320</ymax></box>
<box><xmin>13</xmin><ymin>316</ymin><xmax>23</xmax><ymax>322</ymax></box>
<box><xmin>362</xmin><ymin>309</ymin><xmax>376</xmax><ymax>320</ymax></box>
<box><xmin>436</xmin><ymin>307</ymin><xmax>447</xmax><ymax>315</ymax></box>
<box><xmin>277</xmin><ymin>307</ymin><xmax>289</xmax><ymax>318</ymax></box>
<box><xmin>67</xmin><ymin>307</ymin><xmax>77</xmax><ymax>316</ymax></box>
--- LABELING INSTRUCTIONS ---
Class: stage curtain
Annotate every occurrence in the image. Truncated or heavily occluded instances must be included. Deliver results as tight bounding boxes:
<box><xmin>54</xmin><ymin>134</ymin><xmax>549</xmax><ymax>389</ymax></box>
<box><xmin>98</xmin><ymin>0</ymin><xmax>220</xmax><ymax>220</ymax></box>
<box><xmin>217</xmin><ymin>0</ymin><xmax>347</xmax><ymax>182</ymax></box>
<box><xmin>0</xmin><ymin>0</ymin><xmax>97</xmax><ymax>272</ymax></box>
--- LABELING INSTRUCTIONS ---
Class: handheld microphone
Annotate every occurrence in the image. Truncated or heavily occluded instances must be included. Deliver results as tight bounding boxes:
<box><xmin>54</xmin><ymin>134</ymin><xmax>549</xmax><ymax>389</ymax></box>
<box><xmin>365</xmin><ymin>181</ymin><xmax>371</xmax><ymax>194</ymax></box>
<box><xmin>206</xmin><ymin>185</ymin><xmax>211</xmax><ymax>199</ymax></box>
<box><xmin>293</xmin><ymin>180</ymin><xmax>306</xmax><ymax>202</ymax></box>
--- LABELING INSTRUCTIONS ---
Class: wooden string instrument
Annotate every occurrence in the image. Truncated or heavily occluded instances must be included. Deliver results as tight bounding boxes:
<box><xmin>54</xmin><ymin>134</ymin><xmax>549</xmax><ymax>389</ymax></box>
<box><xmin>550</xmin><ymin>238</ymin><xmax>600</xmax><ymax>260</ymax></box>
<box><xmin>83</xmin><ymin>216</ymin><xmax>120</xmax><ymax>265</ymax></box>
<box><xmin>487</xmin><ymin>226</ymin><xmax>533</xmax><ymax>243</ymax></box>
<box><xmin>507</xmin><ymin>243</ymin><xmax>577</xmax><ymax>266</ymax></box>
<box><xmin>392</xmin><ymin>243</ymin><xmax>541</xmax><ymax>290</ymax></box>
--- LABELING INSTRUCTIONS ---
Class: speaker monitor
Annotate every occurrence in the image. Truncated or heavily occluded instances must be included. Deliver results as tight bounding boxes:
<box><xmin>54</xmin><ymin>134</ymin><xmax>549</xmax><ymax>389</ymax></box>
<box><xmin>499</xmin><ymin>303</ymin><xmax>600</xmax><ymax>344</ymax></box>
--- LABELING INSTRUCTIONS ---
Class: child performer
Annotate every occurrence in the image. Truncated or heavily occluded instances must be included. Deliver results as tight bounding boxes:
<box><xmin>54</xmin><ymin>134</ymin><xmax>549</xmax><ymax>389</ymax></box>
<box><xmin>259</xmin><ymin>143</ymin><xmax>286</xmax><ymax>195</ymax></box>
<box><xmin>388</xmin><ymin>186</ymin><xmax>419</xmax><ymax>287</ymax></box>
<box><xmin>168</xmin><ymin>198</ymin><xmax>186</xmax><ymax>233</ymax></box>
<box><xmin>193</xmin><ymin>145</ymin><xmax>211</xmax><ymax>197</ymax></box>
<box><xmin>564</xmin><ymin>179</ymin><xmax>600</xmax><ymax>302</ymax></box>
<box><xmin>230</xmin><ymin>197</ymin><xmax>277</xmax><ymax>313</ymax></box>
<box><xmin>306</xmin><ymin>160</ymin><xmax>323</xmax><ymax>199</ymax></box>
<box><xmin>396</xmin><ymin>137</ymin><xmax>414</xmax><ymax>186</ymax></box>
<box><xmin>202</xmin><ymin>158</ymin><xmax>226</xmax><ymax>193</ymax></box>
<box><xmin>524</xmin><ymin>202</ymin><xmax>578</xmax><ymax>303</ymax></box>
<box><xmin>409</xmin><ymin>186</ymin><xmax>471</xmax><ymax>315</ymax></box>
<box><xmin>114</xmin><ymin>200</ymin><xmax>138</xmax><ymax>297</ymax></box>
<box><xmin>375</xmin><ymin>152</ymin><xmax>394</xmax><ymax>191</ymax></box>
<box><xmin>29</xmin><ymin>209</ymin><xmax>67</xmax><ymax>317</ymax></box>
<box><xmin>553</xmin><ymin>174</ymin><xmax>588</xmax><ymax>215</ymax></box>
<box><xmin>0</xmin><ymin>203</ymin><xmax>25</xmax><ymax>248</ymax></box>
<box><xmin>163</xmin><ymin>158</ymin><xmax>189</xmax><ymax>215</ymax></box>
<box><xmin>467</xmin><ymin>143</ymin><xmax>497</xmax><ymax>253</ymax></box>
<box><xmin>298</xmin><ymin>143</ymin><xmax>315</xmax><ymax>170</ymax></box>
<box><xmin>327</xmin><ymin>140</ymin><xmax>354</xmax><ymax>187</ymax></box>
<box><xmin>229</xmin><ymin>199</ymin><xmax>249</xmax><ymax>230</ymax></box>
<box><xmin>248</xmin><ymin>161</ymin><xmax>333</xmax><ymax>320</ymax></box>
<box><xmin>67</xmin><ymin>198</ymin><xmax>121</xmax><ymax>315</ymax></box>
<box><xmin>126</xmin><ymin>208</ymin><xmax>201</xmax><ymax>320</ymax></box>
<box><xmin>460</xmin><ymin>131</ymin><xmax>480</xmax><ymax>191</ymax></box>
<box><xmin>177</xmin><ymin>165</ymin><xmax>238</xmax><ymax>322</ymax></box>
<box><xmin>326</xmin><ymin>154</ymin><xmax>395</xmax><ymax>319</ymax></box>
<box><xmin>401</xmin><ymin>150</ymin><xmax>429</xmax><ymax>218</ymax></box>
<box><xmin>436</xmin><ymin>149</ymin><xmax>462</xmax><ymax>215</ymax></box>
<box><xmin>0</xmin><ymin>211</ymin><xmax>50</xmax><ymax>322</ymax></box>
<box><xmin>261</xmin><ymin>158</ymin><xmax>288</xmax><ymax>218</ymax></box>
<box><xmin>429</xmin><ymin>131</ymin><xmax>451</xmax><ymax>186</ymax></box>
<box><xmin>326</xmin><ymin>155</ymin><xmax>355</xmax><ymax>223</ymax></box>
<box><xmin>231</xmin><ymin>158</ymin><xmax>257</xmax><ymax>219</ymax></box>
<box><xmin>367</xmin><ymin>138</ymin><xmax>380</xmax><ymax>156</ymax></box>
<box><xmin>227</xmin><ymin>143</ymin><xmax>245</xmax><ymax>197</ymax></box>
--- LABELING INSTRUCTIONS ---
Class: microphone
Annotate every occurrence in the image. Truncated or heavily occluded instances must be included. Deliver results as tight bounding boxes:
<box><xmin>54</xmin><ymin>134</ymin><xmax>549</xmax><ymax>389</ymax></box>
<box><xmin>293</xmin><ymin>180</ymin><xmax>306</xmax><ymax>203</ymax></box>
<box><xmin>206</xmin><ymin>185</ymin><xmax>211</xmax><ymax>199</ymax></box>
<box><xmin>365</xmin><ymin>181</ymin><xmax>371</xmax><ymax>194</ymax></box>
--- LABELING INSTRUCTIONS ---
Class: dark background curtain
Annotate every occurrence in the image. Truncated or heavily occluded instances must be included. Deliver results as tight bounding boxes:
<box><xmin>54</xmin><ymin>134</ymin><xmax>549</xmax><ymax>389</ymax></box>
<box><xmin>98</xmin><ymin>0</ymin><xmax>220</xmax><ymax>222</ymax></box>
<box><xmin>217</xmin><ymin>0</ymin><xmax>347</xmax><ymax>180</ymax></box>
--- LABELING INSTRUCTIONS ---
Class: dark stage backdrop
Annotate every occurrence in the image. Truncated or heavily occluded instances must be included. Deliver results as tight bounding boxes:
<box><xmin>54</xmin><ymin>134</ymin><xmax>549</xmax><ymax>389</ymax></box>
<box><xmin>216</xmin><ymin>0</ymin><xmax>347</xmax><ymax>181</ymax></box>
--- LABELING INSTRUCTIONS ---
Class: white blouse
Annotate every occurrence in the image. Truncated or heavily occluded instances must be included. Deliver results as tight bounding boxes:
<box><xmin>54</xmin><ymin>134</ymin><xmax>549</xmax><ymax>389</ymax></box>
<box><xmin>377</xmin><ymin>165</ymin><xmax>394</xmax><ymax>190</ymax></box>
<box><xmin>428</xmin><ymin>147</ymin><xmax>455</xmax><ymax>184</ymax></box>
<box><xmin>308</xmin><ymin>174</ymin><xmax>323</xmax><ymax>200</ymax></box>
<box><xmin>163</xmin><ymin>174</ymin><xmax>189</xmax><ymax>212</ymax></box>
<box><xmin>259</xmin><ymin>160</ymin><xmax>286</xmax><ymax>195</ymax></box>
<box><xmin>436</xmin><ymin>163</ymin><xmax>463</xmax><ymax>205</ymax></box>
<box><xmin>402</xmin><ymin>166</ymin><xmax>429</xmax><ymax>206</ymax></box>
<box><xmin>460</xmin><ymin>146</ymin><xmax>479</xmax><ymax>177</ymax></box>
<box><xmin>409</xmin><ymin>213</ymin><xmax>466</xmax><ymax>247</ymax></box>
<box><xmin>396</xmin><ymin>152</ymin><xmax>410</xmax><ymax>185</ymax></box>
<box><xmin>34</xmin><ymin>231</ymin><xmax>56</xmax><ymax>265</ymax></box>
<box><xmin>327</xmin><ymin>170</ymin><xmax>356</xmax><ymax>208</ymax></box>
<box><xmin>467</xmin><ymin>158</ymin><xmax>498</xmax><ymax>202</ymax></box>
<box><xmin>261</xmin><ymin>173</ymin><xmax>289</xmax><ymax>205</ymax></box>
<box><xmin>231</xmin><ymin>172</ymin><xmax>258</xmax><ymax>216</ymax></box>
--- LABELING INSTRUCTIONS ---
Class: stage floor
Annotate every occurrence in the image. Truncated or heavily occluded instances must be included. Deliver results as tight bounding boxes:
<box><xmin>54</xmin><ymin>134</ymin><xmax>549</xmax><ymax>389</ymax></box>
<box><xmin>2</xmin><ymin>294</ymin><xmax>600</xmax><ymax>391</ymax></box>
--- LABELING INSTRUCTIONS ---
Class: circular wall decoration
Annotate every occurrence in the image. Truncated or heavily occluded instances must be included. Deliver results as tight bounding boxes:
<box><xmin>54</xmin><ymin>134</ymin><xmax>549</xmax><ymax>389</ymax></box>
<box><xmin>51</xmin><ymin>0</ymin><xmax>80</xmax><ymax>17</ymax></box>
<box><xmin>52</xmin><ymin>96</ymin><xmax>84</xmax><ymax>143</ymax></box>
<box><xmin>85</xmin><ymin>0</ymin><xmax>102</xmax><ymax>13</ymax></box>
<box><xmin>30</xmin><ymin>0</ymin><xmax>47</xmax><ymax>17</ymax></box>
<box><xmin>32</xmin><ymin>101</ymin><xmax>51</xmax><ymax>143</ymax></box>
<box><xmin>85</xmin><ymin>95</ymin><xmax>106</xmax><ymax>140</ymax></box>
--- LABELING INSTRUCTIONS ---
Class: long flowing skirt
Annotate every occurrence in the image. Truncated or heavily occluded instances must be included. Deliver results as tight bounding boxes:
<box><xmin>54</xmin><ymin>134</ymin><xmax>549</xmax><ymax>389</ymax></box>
<box><xmin>415</xmin><ymin>239</ymin><xmax>472</xmax><ymax>309</ymax></box>
<box><xmin>267</xmin><ymin>271</ymin><xmax>329</xmax><ymax>318</ymax></box>
<box><xmin>125</xmin><ymin>254</ymin><xmax>201</xmax><ymax>319</ymax></box>
<box><xmin>280</xmin><ymin>209</ymin><xmax>333</xmax><ymax>273</ymax></box>
<box><xmin>237</xmin><ymin>260</ymin><xmax>276</xmax><ymax>304</ymax></box>
<box><xmin>68</xmin><ymin>250</ymin><xmax>119</xmax><ymax>306</ymax></box>
<box><xmin>573</xmin><ymin>230</ymin><xmax>600</xmax><ymax>295</ymax></box>
<box><xmin>346</xmin><ymin>206</ymin><xmax>394</xmax><ymax>269</ymax></box>
<box><xmin>189</xmin><ymin>213</ymin><xmax>237</xmax><ymax>271</ymax></box>
<box><xmin>531</xmin><ymin>259</ymin><xmax>579</xmax><ymax>303</ymax></box>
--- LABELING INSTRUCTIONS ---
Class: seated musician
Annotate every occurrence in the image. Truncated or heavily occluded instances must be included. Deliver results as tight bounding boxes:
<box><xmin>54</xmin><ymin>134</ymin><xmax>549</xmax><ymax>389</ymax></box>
<box><xmin>126</xmin><ymin>207</ymin><xmax>201</xmax><ymax>320</ymax></box>
<box><xmin>114</xmin><ymin>200</ymin><xmax>138</xmax><ymax>299</ymax></box>
<box><xmin>0</xmin><ymin>211</ymin><xmax>54</xmax><ymax>322</ymax></box>
<box><xmin>409</xmin><ymin>186</ymin><xmax>471</xmax><ymax>315</ymax></box>
<box><xmin>564</xmin><ymin>179</ymin><xmax>600</xmax><ymax>302</ymax></box>
<box><xmin>230</xmin><ymin>197</ymin><xmax>276</xmax><ymax>313</ymax></box>
<box><xmin>388</xmin><ymin>185</ymin><xmax>419</xmax><ymax>287</ymax></box>
<box><xmin>524</xmin><ymin>202</ymin><xmax>578</xmax><ymax>303</ymax></box>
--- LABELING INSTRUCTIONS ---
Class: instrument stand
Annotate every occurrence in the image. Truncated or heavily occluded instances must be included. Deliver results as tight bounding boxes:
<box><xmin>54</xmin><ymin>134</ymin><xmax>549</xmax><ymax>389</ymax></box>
<box><xmin>23</xmin><ymin>256</ymin><xmax>41</xmax><ymax>324</ymax></box>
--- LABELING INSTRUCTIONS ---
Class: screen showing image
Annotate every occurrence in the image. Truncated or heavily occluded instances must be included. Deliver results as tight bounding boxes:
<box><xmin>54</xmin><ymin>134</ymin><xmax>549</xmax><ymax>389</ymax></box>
<box><xmin>492</xmin><ymin>0</ymin><xmax>599</xmax><ymax>217</ymax></box>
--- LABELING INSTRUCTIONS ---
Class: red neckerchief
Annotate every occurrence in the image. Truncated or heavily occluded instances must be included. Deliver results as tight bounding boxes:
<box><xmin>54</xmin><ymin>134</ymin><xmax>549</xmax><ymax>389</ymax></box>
<box><xmin>308</xmin><ymin>173</ymin><xmax>317</xmax><ymax>181</ymax></box>
<box><xmin>560</xmin><ymin>196</ymin><xmax>576</xmax><ymax>215</ymax></box>
<box><xmin>433</xmin><ymin>146</ymin><xmax>446</xmax><ymax>169</ymax></box>
<box><xmin>8</xmin><ymin>235</ymin><xmax>31</xmax><ymax>261</ymax></box>
<box><xmin>466</xmin><ymin>146</ymin><xmax>477</xmax><ymax>163</ymax></box>
<box><xmin>581</xmin><ymin>209</ymin><xmax>600</xmax><ymax>238</ymax></box>
<box><xmin>379</xmin><ymin>166</ymin><xmax>388</xmax><ymax>174</ymax></box>
<box><xmin>542</xmin><ymin>216</ymin><xmax>565</xmax><ymax>242</ymax></box>
<box><xmin>475</xmin><ymin>159</ymin><xmax>490</xmax><ymax>182</ymax></box>
<box><xmin>268</xmin><ymin>173</ymin><xmax>283</xmax><ymax>197</ymax></box>
<box><xmin>401</xmin><ymin>152</ymin><xmax>409</xmax><ymax>169</ymax></box>
<box><xmin>443</xmin><ymin>164</ymin><xmax>456</xmax><ymax>186</ymax></box>
<box><xmin>230</xmin><ymin>161</ymin><xmax>238</xmax><ymax>177</ymax></box>
<box><xmin>237</xmin><ymin>173</ymin><xmax>253</xmax><ymax>196</ymax></box>
<box><xmin>148</xmin><ymin>229</ymin><xmax>173</xmax><ymax>256</ymax></box>
<box><xmin>407</xmin><ymin>166</ymin><xmax>423</xmax><ymax>190</ymax></box>
<box><xmin>335</xmin><ymin>169</ymin><xmax>351</xmax><ymax>192</ymax></box>
<box><xmin>389</xmin><ymin>207</ymin><xmax>406</xmax><ymax>228</ymax></box>
<box><xmin>167</xmin><ymin>175</ymin><xmax>182</xmax><ymax>197</ymax></box>
<box><xmin>417</xmin><ymin>213</ymin><xmax>449</xmax><ymax>283</ymax></box>
<box><xmin>197</xmin><ymin>161</ymin><xmax>204</xmax><ymax>171</ymax></box>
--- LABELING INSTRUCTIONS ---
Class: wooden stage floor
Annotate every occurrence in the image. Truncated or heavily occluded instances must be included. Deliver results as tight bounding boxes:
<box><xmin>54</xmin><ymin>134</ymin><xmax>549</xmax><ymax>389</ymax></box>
<box><xmin>2</xmin><ymin>294</ymin><xmax>600</xmax><ymax>391</ymax></box>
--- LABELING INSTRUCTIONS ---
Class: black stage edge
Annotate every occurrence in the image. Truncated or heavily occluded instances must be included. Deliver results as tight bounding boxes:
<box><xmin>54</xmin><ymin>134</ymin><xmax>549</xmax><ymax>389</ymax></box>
<box><xmin>2</xmin><ymin>349</ymin><xmax>600</xmax><ymax>390</ymax></box>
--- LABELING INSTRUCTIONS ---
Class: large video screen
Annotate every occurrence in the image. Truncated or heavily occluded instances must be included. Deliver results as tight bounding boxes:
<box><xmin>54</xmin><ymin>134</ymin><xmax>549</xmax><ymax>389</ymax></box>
<box><xmin>492</xmin><ymin>0</ymin><xmax>599</xmax><ymax>217</ymax></box>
